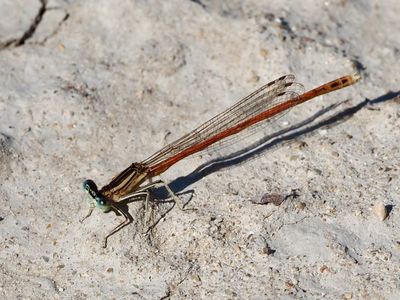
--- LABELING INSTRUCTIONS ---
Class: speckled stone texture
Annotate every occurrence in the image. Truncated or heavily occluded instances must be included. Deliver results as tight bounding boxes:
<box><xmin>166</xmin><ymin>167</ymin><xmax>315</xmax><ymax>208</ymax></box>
<box><xmin>0</xmin><ymin>0</ymin><xmax>399</xmax><ymax>299</ymax></box>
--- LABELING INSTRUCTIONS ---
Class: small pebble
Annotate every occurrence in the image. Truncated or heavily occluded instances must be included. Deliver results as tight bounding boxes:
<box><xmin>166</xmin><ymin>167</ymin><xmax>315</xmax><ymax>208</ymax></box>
<box><xmin>296</xmin><ymin>202</ymin><xmax>306</xmax><ymax>210</ymax></box>
<box><xmin>372</xmin><ymin>202</ymin><xmax>388</xmax><ymax>221</ymax></box>
<box><xmin>320</xmin><ymin>265</ymin><xmax>329</xmax><ymax>273</ymax></box>
<box><xmin>259</xmin><ymin>48</ymin><xmax>268</xmax><ymax>58</ymax></box>
<box><xmin>261</xmin><ymin>245</ymin><xmax>275</xmax><ymax>255</ymax></box>
<box><xmin>342</xmin><ymin>292</ymin><xmax>353</xmax><ymax>299</ymax></box>
<box><xmin>252</xmin><ymin>193</ymin><xmax>284</xmax><ymax>206</ymax></box>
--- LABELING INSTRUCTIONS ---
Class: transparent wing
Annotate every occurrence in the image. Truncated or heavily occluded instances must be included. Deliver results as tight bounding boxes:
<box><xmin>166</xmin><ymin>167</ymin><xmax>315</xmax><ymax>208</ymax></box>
<box><xmin>142</xmin><ymin>74</ymin><xmax>304</xmax><ymax>169</ymax></box>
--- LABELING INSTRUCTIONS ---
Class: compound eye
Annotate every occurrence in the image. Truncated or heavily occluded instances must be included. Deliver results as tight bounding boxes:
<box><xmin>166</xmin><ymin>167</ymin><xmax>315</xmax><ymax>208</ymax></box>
<box><xmin>96</xmin><ymin>197</ymin><xmax>106</xmax><ymax>206</ymax></box>
<box><xmin>95</xmin><ymin>197</ymin><xmax>112</xmax><ymax>213</ymax></box>
<box><xmin>83</xmin><ymin>179</ymin><xmax>97</xmax><ymax>192</ymax></box>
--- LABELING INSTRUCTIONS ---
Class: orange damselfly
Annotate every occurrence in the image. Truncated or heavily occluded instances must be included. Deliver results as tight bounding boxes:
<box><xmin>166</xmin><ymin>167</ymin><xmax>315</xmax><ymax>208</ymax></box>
<box><xmin>82</xmin><ymin>73</ymin><xmax>360</xmax><ymax>247</ymax></box>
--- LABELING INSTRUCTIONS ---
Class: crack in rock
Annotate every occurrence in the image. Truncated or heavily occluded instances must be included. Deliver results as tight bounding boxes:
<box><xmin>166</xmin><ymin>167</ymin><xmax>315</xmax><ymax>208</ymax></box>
<box><xmin>0</xmin><ymin>0</ymin><xmax>47</xmax><ymax>50</ymax></box>
<box><xmin>190</xmin><ymin>0</ymin><xmax>206</xmax><ymax>9</ymax></box>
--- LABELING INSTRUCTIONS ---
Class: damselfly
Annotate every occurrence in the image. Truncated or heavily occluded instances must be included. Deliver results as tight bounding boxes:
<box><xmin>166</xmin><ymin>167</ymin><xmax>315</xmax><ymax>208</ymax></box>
<box><xmin>82</xmin><ymin>73</ymin><xmax>360</xmax><ymax>247</ymax></box>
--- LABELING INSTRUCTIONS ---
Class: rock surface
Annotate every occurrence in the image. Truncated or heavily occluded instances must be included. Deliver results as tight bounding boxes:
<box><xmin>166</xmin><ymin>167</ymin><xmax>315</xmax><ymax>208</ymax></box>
<box><xmin>1</xmin><ymin>0</ymin><xmax>399</xmax><ymax>299</ymax></box>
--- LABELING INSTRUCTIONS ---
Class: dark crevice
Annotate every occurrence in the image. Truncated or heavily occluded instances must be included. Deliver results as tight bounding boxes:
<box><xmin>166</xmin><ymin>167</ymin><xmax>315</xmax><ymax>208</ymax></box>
<box><xmin>14</xmin><ymin>0</ymin><xmax>47</xmax><ymax>46</ymax></box>
<box><xmin>0</xmin><ymin>0</ymin><xmax>47</xmax><ymax>50</ymax></box>
<box><xmin>190</xmin><ymin>0</ymin><xmax>206</xmax><ymax>9</ymax></box>
<box><xmin>38</xmin><ymin>11</ymin><xmax>70</xmax><ymax>45</ymax></box>
<box><xmin>0</xmin><ymin>39</ymin><xmax>14</xmax><ymax>50</ymax></box>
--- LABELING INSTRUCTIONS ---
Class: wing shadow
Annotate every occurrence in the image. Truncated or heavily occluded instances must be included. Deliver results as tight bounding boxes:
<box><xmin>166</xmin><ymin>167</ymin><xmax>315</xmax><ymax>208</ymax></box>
<box><xmin>159</xmin><ymin>91</ymin><xmax>400</xmax><ymax>197</ymax></box>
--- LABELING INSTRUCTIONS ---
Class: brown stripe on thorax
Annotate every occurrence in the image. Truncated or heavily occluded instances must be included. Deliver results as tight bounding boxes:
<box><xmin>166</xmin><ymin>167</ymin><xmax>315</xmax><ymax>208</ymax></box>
<box><xmin>101</xmin><ymin>163</ymin><xmax>150</xmax><ymax>201</ymax></box>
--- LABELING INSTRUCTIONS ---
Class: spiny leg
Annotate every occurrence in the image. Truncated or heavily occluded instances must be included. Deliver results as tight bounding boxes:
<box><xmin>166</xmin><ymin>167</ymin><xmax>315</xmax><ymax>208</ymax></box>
<box><xmin>117</xmin><ymin>190</ymin><xmax>155</xmax><ymax>238</ymax></box>
<box><xmin>140</xmin><ymin>180</ymin><xmax>195</xmax><ymax>234</ymax></box>
<box><xmin>124</xmin><ymin>190</ymin><xmax>152</xmax><ymax>230</ymax></box>
<box><xmin>103</xmin><ymin>202</ymin><xmax>132</xmax><ymax>248</ymax></box>
<box><xmin>121</xmin><ymin>179</ymin><xmax>184</xmax><ymax>211</ymax></box>
<box><xmin>139</xmin><ymin>179</ymin><xmax>184</xmax><ymax>210</ymax></box>
<box><xmin>107</xmin><ymin>180</ymin><xmax>188</xmax><ymax>242</ymax></box>
<box><xmin>142</xmin><ymin>191</ymin><xmax>152</xmax><ymax>230</ymax></box>
<box><xmin>118</xmin><ymin>190</ymin><xmax>152</xmax><ymax>227</ymax></box>
<box><xmin>80</xmin><ymin>203</ymin><xmax>95</xmax><ymax>223</ymax></box>
<box><xmin>118</xmin><ymin>185</ymin><xmax>159</xmax><ymax>231</ymax></box>
<box><xmin>157</xmin><ymin>179</ymin><xmax>183</xmax><ymax>209</ymax></box>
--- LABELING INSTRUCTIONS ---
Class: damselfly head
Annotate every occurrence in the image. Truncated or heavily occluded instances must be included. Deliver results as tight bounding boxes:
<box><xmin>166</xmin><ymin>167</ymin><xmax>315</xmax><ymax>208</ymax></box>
<box><xmin>83</xmin><ymin>179</ymin><xmax>112</xmax><ymax>213</ymax></box>
<box><xmin>83</xmin><ymin>179</ymin><xmax>97</xmax><ymax>192</ymax></box>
